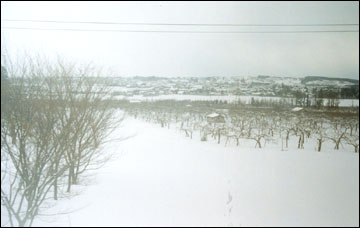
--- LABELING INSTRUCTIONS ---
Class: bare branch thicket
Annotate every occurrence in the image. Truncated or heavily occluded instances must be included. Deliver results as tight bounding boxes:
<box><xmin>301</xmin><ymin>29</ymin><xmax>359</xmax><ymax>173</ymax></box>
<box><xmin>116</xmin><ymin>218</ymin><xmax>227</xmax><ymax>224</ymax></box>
<box><xmin>1</xmin><ymin>57</ymin><xmax>122</xmax><ymax>227</ymax></box>
<box><xmin>1</xmin><ymin>65</ymin><xmax>69</xmax><ymax>227</ymax></box>
<box><xmin>344</xmin><ymin>119</ymin><xmax>359</xmax><ymax>153</ymax></box>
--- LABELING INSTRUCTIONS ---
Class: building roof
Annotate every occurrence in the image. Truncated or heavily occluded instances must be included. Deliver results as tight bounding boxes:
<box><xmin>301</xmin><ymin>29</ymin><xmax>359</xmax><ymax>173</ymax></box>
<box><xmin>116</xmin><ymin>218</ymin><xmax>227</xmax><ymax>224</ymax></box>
<box><xmin>291</xmin><ymin>107</ymin><xmax>303</xmax><ymax>112</ymax></box>
<box><xmin>129</xmin><ymin>99</ymin><xmax>142</xmax><ymax>103</ymax></box>
<box><xmin>207</xmin><ymin>113</ymin><xmax>220</xmax><ymax>118</ymax></box>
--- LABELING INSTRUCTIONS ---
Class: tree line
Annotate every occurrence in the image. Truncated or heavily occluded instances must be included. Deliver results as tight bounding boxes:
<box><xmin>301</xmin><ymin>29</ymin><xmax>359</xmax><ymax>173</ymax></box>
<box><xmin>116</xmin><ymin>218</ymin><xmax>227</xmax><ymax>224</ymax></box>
<box><xmin>124</xmin><ymin>102</ymin><xmax>359</xmax><ymax>153</ymax></box>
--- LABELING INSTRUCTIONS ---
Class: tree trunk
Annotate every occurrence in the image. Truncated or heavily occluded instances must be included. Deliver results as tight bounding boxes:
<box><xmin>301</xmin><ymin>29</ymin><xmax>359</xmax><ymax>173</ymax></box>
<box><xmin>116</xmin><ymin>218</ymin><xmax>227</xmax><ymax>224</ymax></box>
<box><xmin>67</xmin><ymin>165</ymin><xmax>74</xmax><ymax>193</ymax></box>
<box><xmin>217</xmin><ymin>130</ymin><xmax>221</xmax><ymax>144</ymax></box>
<box><xmin>18</xmin><ymin>219</ymin><xmax>26</xmax><ymax>227</ymax></box>
<box><xmin>256</xmin><ymin>139</ymin><xmax>262</xmax><ymax>148</ymax></box>
<box><xmin>53</xmin><ymin>161</ymin><xmax>59</xmax><ymax>200</ymax></box>
<box><xmin>318</xmin><ymin>139</ymin><xmax>322</xmax><ymax>152</ymax></box>
<box><xmin>301</xmin><ymin>133</ymin><xmax>305</xmax><ymax>149</ymax></box>
<box><xmin>286</xmin><ymin>132</ymin><xmax>289</xmax><ymax>148</ymax></box>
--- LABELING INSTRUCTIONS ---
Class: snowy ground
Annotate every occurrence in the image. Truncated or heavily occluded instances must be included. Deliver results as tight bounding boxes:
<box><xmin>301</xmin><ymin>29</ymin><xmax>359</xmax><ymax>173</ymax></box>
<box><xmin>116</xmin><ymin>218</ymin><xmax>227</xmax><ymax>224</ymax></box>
<box><xmin>32</xmin><ymin>117</ymin><xmax>359</xmax><ymax>227</ymax></box>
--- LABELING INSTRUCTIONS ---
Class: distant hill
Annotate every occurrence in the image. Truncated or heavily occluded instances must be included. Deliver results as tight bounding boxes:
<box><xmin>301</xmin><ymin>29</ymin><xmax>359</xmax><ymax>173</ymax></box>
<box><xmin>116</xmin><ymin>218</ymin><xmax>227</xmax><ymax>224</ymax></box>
<box><xmin>301</xmin><ymin>76</ymin><xmax>359</xmax><ymax>85</ymax></box>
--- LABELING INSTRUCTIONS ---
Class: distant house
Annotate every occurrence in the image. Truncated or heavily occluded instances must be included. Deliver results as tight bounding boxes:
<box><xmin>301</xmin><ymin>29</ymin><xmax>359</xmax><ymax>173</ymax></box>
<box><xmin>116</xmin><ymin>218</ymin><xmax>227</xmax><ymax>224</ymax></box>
<box><xmin>215</xmin><ymin>109</ymin><xmax>229</xmax><ymax>114</ymax></box>
<box><xmin>207</xmin><ymin>113</ymin><xmax>226</xmax><ymax>123</ymax></box>
<box><xmin>291</xmin><ymin>107</ymin><xmax>303</xmax><ymax>112</ymax></box>
<box><xmin>129</xmin><ymin>99</ymin><xmax>142</xmax><ymax>103</ymax></box>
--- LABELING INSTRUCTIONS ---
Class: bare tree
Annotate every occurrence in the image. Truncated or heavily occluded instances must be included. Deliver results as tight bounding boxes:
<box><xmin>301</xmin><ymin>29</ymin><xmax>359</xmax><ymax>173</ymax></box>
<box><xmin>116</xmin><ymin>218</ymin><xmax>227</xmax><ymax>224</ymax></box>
<box><xmin>247</xmin><ymin>118</ymin><xmax>269</xmax><ymax>149</ymax></box>
<box><xmin>326</xmin><ymin>121</ymin><xmax>347</xmax><ymax>150</ymax></box>
<box><xmin>344</xmin><ymin>133</ymin><xmax>359</xmax><ymax>153</ymax></box>
<box><xmin>48</xmin><ymin>63</ymin><xmax>122</xmax><ymax>193</ymax></box>
<box><xmin>313</xmin><ymin>126</ymin><xmax>326</xmax><ymax>152</ymax></box>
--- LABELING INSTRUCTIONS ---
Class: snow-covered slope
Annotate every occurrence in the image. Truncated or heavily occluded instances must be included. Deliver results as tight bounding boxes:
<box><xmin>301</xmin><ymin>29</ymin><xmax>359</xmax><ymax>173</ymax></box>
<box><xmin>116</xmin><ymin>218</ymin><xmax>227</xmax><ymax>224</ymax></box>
<box><xmin>32</xmin><ymin>118</ymin><xmax>359</xmax><ymax>227</ymax></box>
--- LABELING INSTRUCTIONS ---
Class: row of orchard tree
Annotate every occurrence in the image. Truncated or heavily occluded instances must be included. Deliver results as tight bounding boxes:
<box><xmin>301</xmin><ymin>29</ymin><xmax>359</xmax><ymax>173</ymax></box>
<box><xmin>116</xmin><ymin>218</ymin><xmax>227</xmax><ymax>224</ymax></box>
<box><xmin>1</xmin><ymin>57</ymin><xmax>121</xmax><ymax>227</ymax></box>
<box><xmin>126</xmin><ymin>104</ymin><xmax>359</xmax><ymax>153</ymax></box>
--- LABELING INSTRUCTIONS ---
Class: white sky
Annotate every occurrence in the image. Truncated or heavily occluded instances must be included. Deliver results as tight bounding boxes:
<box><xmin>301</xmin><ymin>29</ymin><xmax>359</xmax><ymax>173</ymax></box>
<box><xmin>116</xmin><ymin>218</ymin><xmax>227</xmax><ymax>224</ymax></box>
<box><xmin>1</xmin><ymin>1</ymin><xmax>359</xmax><ymax>78</ymax></box>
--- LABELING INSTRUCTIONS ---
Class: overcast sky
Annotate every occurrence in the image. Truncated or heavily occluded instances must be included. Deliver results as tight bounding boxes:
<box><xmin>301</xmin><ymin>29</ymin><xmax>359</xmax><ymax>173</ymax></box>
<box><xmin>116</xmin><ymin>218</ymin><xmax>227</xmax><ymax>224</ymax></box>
<box><xmin>1</xmin><ymin>1</ymin><xmax>359</xmax><ymax>78</ymax></box>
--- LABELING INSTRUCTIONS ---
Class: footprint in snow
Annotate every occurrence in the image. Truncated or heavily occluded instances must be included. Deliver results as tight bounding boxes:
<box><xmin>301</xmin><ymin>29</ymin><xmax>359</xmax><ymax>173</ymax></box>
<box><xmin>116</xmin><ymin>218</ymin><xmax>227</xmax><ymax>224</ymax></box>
<box><xmin>227</xmin><ymin>191</ymin><xmax>232</xmax><ymax>205</ymax></box>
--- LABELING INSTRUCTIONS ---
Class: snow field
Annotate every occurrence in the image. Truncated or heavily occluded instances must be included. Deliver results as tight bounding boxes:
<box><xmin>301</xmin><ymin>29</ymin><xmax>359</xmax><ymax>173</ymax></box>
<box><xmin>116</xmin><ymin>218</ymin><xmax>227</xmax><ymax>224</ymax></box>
<box><xmin>33</xmin><ymin>117</ymin><xmax>359</xmax><ymax>227</ymax></box>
